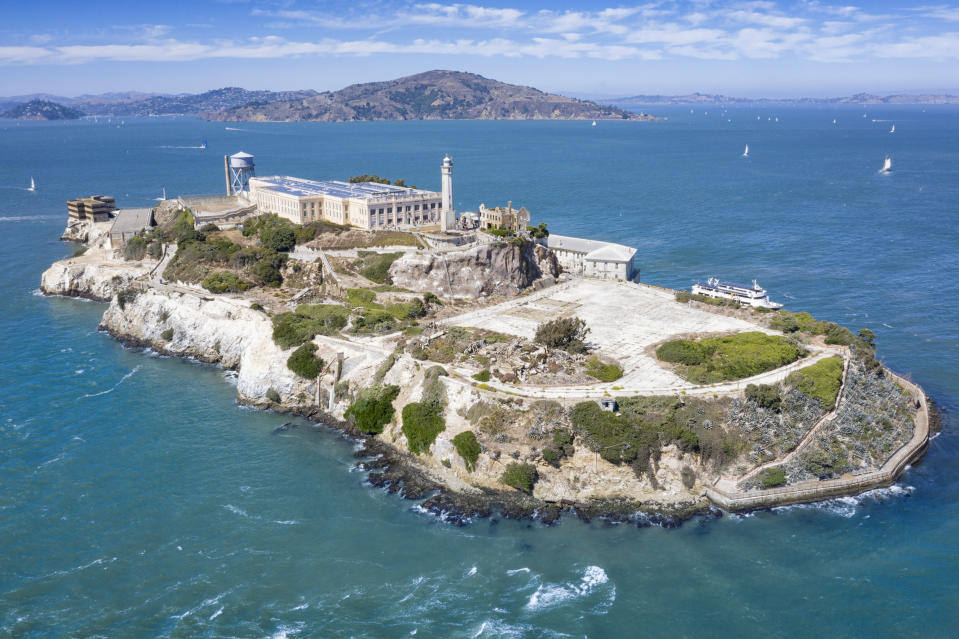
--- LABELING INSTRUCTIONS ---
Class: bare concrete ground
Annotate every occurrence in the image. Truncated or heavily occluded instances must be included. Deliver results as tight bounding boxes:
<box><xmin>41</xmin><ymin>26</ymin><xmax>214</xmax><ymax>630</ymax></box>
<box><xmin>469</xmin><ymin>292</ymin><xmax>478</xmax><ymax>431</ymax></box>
<box><xmin>441</xmin><ymin>278</ymin><xmax>830</xmax><ymax>398</ymax></box>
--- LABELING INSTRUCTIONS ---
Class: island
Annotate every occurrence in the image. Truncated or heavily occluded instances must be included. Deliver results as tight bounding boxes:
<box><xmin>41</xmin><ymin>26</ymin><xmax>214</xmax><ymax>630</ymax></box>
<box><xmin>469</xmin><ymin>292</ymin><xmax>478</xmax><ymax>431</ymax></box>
<box><xmin>41</xmin><ymin>155</ymin><xmax>932</xmax><ymax>526</ymax></box>
<box><xmin>1</xmin><ymin>99</ymin><xmax>84</xmax><ymax>120</ymax></box>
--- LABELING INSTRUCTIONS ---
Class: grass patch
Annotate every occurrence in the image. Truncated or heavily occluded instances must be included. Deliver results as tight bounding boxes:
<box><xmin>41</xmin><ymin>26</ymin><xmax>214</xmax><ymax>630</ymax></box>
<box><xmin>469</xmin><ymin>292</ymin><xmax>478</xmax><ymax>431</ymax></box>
<box><xmin>345</xmin><ymin>385</ymin><xmax>400</xmax><ymax>434</ymax></box>
<box><xmin>272</xmin><ymin>304</ymin><xmax>349</xmax><ymax>348</ymax></box>
<box><xmin>500</xmin><ymin>463</ymin><xmax>537</xmax><ymax>493</ymax></box>
<box><xmin>786</xmin><ymin>355</ymin><xmax>844</xmax><ymax>411</ymax></box>
<box><xmin>758</xmin><ymin>467</ymin><xmax>787</xmax><ymax>489</ymax></box>
<box><xmin>770</xmin><ymin>310</ymin><xmax>855</xmax><ymax>345</ymax></box>
<box><xmin>472</xmin><ymin>369</ymin><xmax>491</xmax><ymax>382</ymax></box>
<box><xmin>201</xmin><ymin>271</ymin><xmax>249</xmax><ymax>294</ymax></box>
<box><xmin>356</xmin><ymin>251</ymin><xmax>403</xmax><ymax>284</ymax></box>
<box><xmin>656</xmin><ymin>332</ymin><xmax>803</xmax><ymax>384</ymax></box>
<box><xmin>675</xmin><ymin>290</ymin><xmax>741</xmax><ymax>308</ymax></box>
<box><xmin>72</xmin><ymin>245</ymin><xmax>88</xmax><ymax>258</ymax></box>
<box><xmin>452</xmin><ymin>431</ymin><xmax>481</xmax><ymax>472</ymax></box>
<box><xmin>585</xmin><ymin>357</ymin><xmax>622</xmax><ymax>382</ymax></box>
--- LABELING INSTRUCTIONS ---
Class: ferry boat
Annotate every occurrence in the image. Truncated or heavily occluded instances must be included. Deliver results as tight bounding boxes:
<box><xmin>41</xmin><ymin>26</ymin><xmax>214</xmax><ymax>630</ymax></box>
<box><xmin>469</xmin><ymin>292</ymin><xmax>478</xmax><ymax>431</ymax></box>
<box><xmin>691</xmin><ymin>278</ymin><xmax>783</xmax><ymax>308</ymax></box>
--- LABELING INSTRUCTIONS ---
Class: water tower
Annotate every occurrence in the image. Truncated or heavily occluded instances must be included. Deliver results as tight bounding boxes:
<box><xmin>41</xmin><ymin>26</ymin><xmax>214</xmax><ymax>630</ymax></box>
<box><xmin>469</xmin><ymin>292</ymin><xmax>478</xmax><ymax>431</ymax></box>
<box><xmin>225</xmin><ymin>151</ymin><xmax>255</xmax><ymax>196</ymax></box>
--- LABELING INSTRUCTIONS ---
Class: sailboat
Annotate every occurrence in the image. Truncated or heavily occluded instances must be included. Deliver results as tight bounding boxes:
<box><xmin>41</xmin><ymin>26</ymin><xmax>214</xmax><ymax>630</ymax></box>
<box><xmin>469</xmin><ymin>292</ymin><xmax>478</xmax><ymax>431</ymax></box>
<box><xmin>591</xmin><ymin>121</ymin><xmax>596</xmax><ymax>127</ymax></box>
<box><xmin>201</xmin><ymin>138</ymin><xmax>208</xmax><ymax>149</ymax></box>
<box><xmin>155</xmin><ymin>187</ymin><xmax>167</xmax><ymax>202</ymax></box>
<box><xmin>833</xmin><ymin>118</ymin><xmax>837</xmax><ymax>125</ymax></box>
<box><xmin>743</xmin><ymin>144</ymin><xmax>750</xmax><ymax>158</ymax></box>
<box><xmin>27</xmin><ymin>177</ymin><xmax>36</xmax><ymax>192</ymax></box>
<box><xmin>879</xmin><ymin>156</ymin><xmax>892</xmax><ymax>174</ymax></box>
<box><xmin>890</xmin><ymin>125</ymin><xmax>895</xmax><ymax>134</ymax></box>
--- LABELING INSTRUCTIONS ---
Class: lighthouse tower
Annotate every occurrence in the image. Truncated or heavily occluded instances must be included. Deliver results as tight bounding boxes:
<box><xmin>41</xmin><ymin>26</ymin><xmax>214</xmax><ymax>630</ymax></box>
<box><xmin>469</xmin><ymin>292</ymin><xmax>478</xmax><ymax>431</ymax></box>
<box><xmin>440</xmin><ymin>155</ymin><xmax>454</xmax><ymax>232</ymax></box>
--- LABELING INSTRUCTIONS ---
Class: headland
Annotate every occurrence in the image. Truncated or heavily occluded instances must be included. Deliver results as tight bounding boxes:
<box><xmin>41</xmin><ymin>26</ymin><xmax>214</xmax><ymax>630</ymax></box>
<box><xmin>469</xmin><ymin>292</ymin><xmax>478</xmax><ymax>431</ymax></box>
<box><xmin>40</xmin><ymin>153</ymin><xmax>931</xmax><ymax>526</ymax></box>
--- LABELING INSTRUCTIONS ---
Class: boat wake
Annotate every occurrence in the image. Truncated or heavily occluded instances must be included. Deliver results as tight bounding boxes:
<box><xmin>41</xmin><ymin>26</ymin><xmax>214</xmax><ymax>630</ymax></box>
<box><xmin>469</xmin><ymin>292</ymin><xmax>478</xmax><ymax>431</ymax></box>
<box><xmin>78</xmin><ymin>365</ymin><xmax>141</xmax><ymax>399</ymax></box>
<box><xmin>525</xmin><ymin>565</ymin><xmax>612</xmax><ymax>611</ymax></box>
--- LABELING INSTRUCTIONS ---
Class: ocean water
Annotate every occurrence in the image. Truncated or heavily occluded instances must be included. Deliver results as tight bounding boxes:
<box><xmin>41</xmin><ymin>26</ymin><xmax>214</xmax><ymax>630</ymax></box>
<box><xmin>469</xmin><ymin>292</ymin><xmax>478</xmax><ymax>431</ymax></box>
<box><xmin>1</xmin><ymin>107</ymin><xmax>958</xmax><ymax>637</ymax></box>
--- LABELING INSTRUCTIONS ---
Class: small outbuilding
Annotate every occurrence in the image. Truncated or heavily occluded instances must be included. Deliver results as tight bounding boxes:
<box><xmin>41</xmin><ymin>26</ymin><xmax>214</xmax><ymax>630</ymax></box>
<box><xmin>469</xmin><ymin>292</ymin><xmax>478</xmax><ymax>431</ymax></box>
<box><xmin>109</xmin><ymin>208</ymin><xmax>155</xmax><ymax>248</ymax></box>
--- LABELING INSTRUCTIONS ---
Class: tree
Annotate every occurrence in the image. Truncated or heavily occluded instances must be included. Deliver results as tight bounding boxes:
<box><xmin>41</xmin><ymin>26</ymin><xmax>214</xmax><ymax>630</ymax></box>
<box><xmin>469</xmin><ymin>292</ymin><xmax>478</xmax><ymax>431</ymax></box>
<box><xmin>534</xmin><ymin>316</ymin><xmax>589</xmax><ymax>354</ymax></box>
<box><xmin>286</xmin><ymin>342</ymin><xmax>325</xmax><ymax>379</ymax></box>
<box><xmin>261</xmin><ymin>225</ymin><xmax>296</xmax><ymax>252</ymax></box>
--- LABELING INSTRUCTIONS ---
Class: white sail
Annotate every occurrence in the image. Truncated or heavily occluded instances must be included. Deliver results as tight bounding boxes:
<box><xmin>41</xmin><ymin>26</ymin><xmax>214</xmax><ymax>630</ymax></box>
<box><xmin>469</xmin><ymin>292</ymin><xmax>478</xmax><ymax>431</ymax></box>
<box><xmin>28</xmin><ymin>177</ymin><xmax>35</xmax><ymax>191</ymax></box>
<box><xmin>743</xmin><ymin>144</ymin><xmax>749</xmax><ymax>158</ymax></box>
<box><xmin>833</xmin><ymin>118</ymin><xmax>837</xmax><ymax>125</ymax></box>
<box><xmin>890</xmin><ymin>124</ymin><xmax>895</xmax><ymax>133</ymax></box>
<box><xmin>591</xmin><ymin>120</ymin><xmax>596</xmax><ymax>126</ymax></box>
<box><xmin>880</xmin><ymin>156</ymin><xmax>892</xmax><ymax>173</ymax></box>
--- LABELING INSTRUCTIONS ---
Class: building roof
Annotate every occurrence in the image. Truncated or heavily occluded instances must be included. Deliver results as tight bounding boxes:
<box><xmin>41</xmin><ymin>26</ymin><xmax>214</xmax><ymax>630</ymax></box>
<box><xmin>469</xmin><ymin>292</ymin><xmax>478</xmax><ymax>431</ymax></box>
<box><xmin>251</xmin><ymin>176</ymin><xmax>437</xmax><ymax>201</ymax></box>
<box><xmin>109</xmin><ymin>208</ymin><xmax>154</xmax><ymax>234</ymax></box>
<box><xmin>547</xmin><ymin>233</ymin><xmax>637</xmax><ymax>263</ymax></box>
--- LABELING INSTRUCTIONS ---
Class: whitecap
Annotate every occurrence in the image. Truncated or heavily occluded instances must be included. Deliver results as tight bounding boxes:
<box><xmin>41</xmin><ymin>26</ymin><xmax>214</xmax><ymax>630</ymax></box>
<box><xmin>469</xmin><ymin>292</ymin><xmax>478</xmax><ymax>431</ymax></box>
<box><xmin>506</xmin><ymin>567</ymin><xmax>530</xmax><ymax>576</ymax></box>
<box><xmin>273</xmin><ymin>520</ymin><xmax>299</xmax><ymax>525</ymax></box>
<box><xmin>223</xmin><ymin>504</ymin><xmax>253</xmax><ymax>519</ymax></box>
<box><xmin>466</xmin><ymin>566</ymin><xmax>477</xmax><ymax>577</ymax></box>
<box><xmin>289</xmin><ymin>603</ymin><xmax>309</xmax><ymax>611</ymax></box>
<box><xmin>525</xmin><ymin>565</ymin><xmax>609</xmax><ymax>611</ymax></box>
<box><xmin>209</xmin><ymin>607</ymin><xmax>223</xmax><ymax>620</ymax></box>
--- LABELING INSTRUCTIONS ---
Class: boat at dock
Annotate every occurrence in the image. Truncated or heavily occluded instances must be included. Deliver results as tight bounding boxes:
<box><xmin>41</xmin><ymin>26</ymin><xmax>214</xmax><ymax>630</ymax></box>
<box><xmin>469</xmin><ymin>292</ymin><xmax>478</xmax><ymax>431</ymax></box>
<box><xmin>691</xmin><ymin>278</ymin><xmax>783</xmax><ymax>308</ymax></box>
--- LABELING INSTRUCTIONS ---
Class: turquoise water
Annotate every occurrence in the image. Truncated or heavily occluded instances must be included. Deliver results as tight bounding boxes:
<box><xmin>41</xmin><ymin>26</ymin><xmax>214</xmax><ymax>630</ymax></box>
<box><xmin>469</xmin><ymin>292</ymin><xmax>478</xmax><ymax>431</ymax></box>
<box><xmin>2</xmin><ymin>108</ymin><xmax>958</xmax><ymax>637</ymax></box>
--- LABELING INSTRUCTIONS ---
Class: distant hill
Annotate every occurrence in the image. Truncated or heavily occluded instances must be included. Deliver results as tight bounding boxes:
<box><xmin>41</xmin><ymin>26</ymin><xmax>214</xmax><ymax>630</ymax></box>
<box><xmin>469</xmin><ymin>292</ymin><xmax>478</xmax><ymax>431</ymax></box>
<box><xmin>1</xmin><ymin>99</ymin><xmax>83</xmax><ymax>120</ymax></box>
<box><xmin>606</xmin><ymin>92</ymin><xmax>959</xmax><ymax>105</ymax></box>
<box><xmin>67</xmin><ymin>87</ymin><xmax>320</xmax><ymax>116</ymax></box>
<box><xmin>201</xmin><ymin>70</ymin><xmax>651</xmax><ymax>122</ymax></box>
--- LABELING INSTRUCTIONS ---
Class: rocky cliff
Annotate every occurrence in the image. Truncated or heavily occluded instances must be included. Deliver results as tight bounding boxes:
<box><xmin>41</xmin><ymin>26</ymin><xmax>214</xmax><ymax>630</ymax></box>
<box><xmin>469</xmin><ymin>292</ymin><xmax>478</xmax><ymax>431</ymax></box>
<box><xmin>41</xmin><ymin>257</ymin><xmax>152</xmax><ymax>302</ymax></box>
<box><xmin>388</xmin><ymin>241</ymin><xmax>559</xmax><ymax>298</ymax></box>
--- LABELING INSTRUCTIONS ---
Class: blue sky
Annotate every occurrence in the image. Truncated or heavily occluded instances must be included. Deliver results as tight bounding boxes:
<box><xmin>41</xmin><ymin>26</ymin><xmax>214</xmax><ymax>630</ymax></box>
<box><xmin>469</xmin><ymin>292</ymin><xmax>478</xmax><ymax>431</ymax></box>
<box><xmin>2</xmin><ymin>1</ymin><xmax>958</xmax><ymax>97</ymax></box>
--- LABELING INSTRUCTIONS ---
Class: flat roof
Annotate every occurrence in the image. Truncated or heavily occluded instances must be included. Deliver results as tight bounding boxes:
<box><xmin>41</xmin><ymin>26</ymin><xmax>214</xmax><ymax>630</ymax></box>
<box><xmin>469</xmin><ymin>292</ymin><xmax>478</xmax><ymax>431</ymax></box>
<box><xmin>547</xmin><ymin>233</ymin><xmax>637</xmax><ymax>262</ymax></box>
<box><xmin>252</xmin><ymin>176</ymin><xmax>437</xmax><ymax>200</ymax></box>
<box><xmin>110</xmin><ymin>208</ymin><xmax>153</xmax><ymax>234</ymax></box>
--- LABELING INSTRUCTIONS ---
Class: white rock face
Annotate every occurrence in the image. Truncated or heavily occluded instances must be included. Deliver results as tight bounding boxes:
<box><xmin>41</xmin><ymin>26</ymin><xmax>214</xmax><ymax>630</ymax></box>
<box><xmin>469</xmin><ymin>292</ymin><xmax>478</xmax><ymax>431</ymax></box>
<box><xmin>41</xmin><ymin>257</ymin><xmax>152</xmax><ymax>302</ymax></box>
<box><xmin>99</xmin><ymin>288</ymin><xmax>304</xmax><ymax>403</ymax></box>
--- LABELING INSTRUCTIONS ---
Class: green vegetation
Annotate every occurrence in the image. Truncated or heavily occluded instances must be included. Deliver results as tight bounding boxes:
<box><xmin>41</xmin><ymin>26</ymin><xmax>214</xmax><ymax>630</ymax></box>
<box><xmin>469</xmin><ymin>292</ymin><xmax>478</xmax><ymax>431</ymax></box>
<box><xmin>250</xmin><ymin>302</ymin><xmax>265</xmax><ymax>312</ymax></box>
<box><xmin>472</xmin><ymin>369</ymin><xmax>491</xmax><ymax>382</ymax></box>
<box><xmin>758</xmin><ymin>467</ymin><xmax>787</xmax><ymax>489</ymax></box>
<box><xmin>452</xmin><ymin>431</ymin><xmax>481</xmax><ymax>472</ymax></box>
<box><xmin>542</xmin><ymin>429</ymin><xmax>575</xmax><ymax>468</ymax></box>
<box><xmin>464</xmin><ymin>400</ymin><xmax>512</xmax><ymax>436</ymax></box>
<box><xmin>116</xmin><ymin>288</ymin><xmax>139</xmax><ymax>310</ymax></box>
<box><xmin>770</xmin><ymin>310</ymin><xmax>855</xmax><ymax>345</ymax></box>
<box><xmin>534</xmin><ymin>317</ymin><xmax>589</xmax><ymax>354</ymax></box>
<box><xmin>266</xmin><ymin>388</ymin><xmax>281</xmax><ymax>404</ymax></box>
<box><xmin>526</xmin><ymin>222</ymin><xmax>549</xmax><ymax>239</ymax></box>
<box><xmin>201</xmin><ymin>271</ymin><xmax>249</xmax><ymax>293</ymax></box>
<box><xmin>349</xmin><ymin>174</ymin><xmax>414</xmax><ymax>188</ymax></box>
<box><xmin>786</xmin><ymin>356</ymin><xmax>844</xmax><ymax>411</ymax></box>
<box><xmin>401</xmin><ymin>367</ymin><xmax>447</xmax><ymax>454</ymax></box>
<box><xmin>160</xmin><ymin>224</ymin><xmax>287</xmax><ymax>288</ymax></box>
<box><xmin>745</xmin><ymin>383</ymin><xmax>782</xmax><ymax>411</ymax></box>
<box><xmin>161</xmin><ymin>328</ymin><xmax>174</xmax><ymax>341</ymax></box>
<box><xmin>585</xmin><ymin>357</ymin><xmax>622</xmax><ymax>382</ymax></box>
<box><xmin>355</xmin><ymin>251</ymin><xmax>403</xmax><ymax>284</ymax></box>
<box><xmin>675</xmin><ymin>290</ymin><xmax>741</xmax><ymax>308</ymax></box>
<box><xmin>286</xmin><ymin>342</ymin><xmax>326</xmax><ymax>379</ymax></box>
<box><xmin>345</xmin><ymin>385</ymin><xmax>400</xmax><ymax>434</ymax></box>
<box><xmin>345</xmin><ymin>287</ymin><xmax>426</xmax><ymax>335</ymax></box>
<box><xmin>260</xmin><ymin>224</ymin><xmax>296</xmax><ymax>252</ymax></box>
<box><xmin>486</xmin><ymin>227</ymin><xmax>514</xmax><ymax>238</ymax></box>
<box><xmin>72</xmin><ymin>246</ymin><xmax>88</xmax><ymax>258</ymax></box>
<box><xmin>271</xmin><ymin>304</ymin><xmax>350</xmax><ymax>348</ymax></box>
<box><xmin>500</xmin><ymin>463</ymin><xmax>538</xmax><ymax>493</ymax></box>
<box><xmin>656</xmin><ymin>332</ymin><xmax>803</xmax><ymax>384</ymax></box>
<box><xmin>570</xmin><ymin>396</ymin><xmax>741</xmax><ymax>476</ymax></box>
<box><xmin>123</xmin><ymin>236</ymin><xmax>150</xmax><ymax>261</ymax></box>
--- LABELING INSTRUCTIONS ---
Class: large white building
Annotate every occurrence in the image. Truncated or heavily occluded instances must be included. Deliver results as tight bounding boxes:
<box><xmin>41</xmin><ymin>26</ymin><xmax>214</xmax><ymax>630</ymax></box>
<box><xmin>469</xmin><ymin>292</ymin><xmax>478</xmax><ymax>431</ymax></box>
<box><xmin>247</xmin><ymin>176</ymin><xmax>443</xmax><ymax>230</ymax></box>
<box><xmin>547</xmin><ymin>234</ymin><xmax>639</xmax><ymax>281</ymax></box>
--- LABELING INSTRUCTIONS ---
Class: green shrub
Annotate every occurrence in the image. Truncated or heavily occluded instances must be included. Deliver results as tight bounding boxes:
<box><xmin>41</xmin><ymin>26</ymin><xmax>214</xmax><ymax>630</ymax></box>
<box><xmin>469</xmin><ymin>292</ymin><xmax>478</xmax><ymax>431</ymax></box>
<box><xmin>116</xmin><ymin>288</ymin><xmax>139</xmax><ymax>310</ymax></box>
<box><xmin>745</xmin><ymin>383</ymin><xmax>782</xmax><ymax>411</ymax></box>
<box><xmin>759</xmin><ymin>467</ymin><xmax>787</xmax><ymax>489</ymax></box>
<box><xmin>345</xmin><ymin>385</ymin><xmax>401</xmax><ymax>434</ymax></box>
<box><xmin>452</xmin><ymin>431</ymin><xmax>481</xmax><ymax>472</ymax></box>
<box><xmin>500</xmin><ymin>463</ymin><xmax>538</xmax><ymax>493</ymax></box>
<box><xmin>656</xmin><ymin>332</ymin><xmax>802</xmax><ymax>384</ymax></box>
<box><xmin>250</xmin><ymin>252</ymin><xmax>286</xmax><ymax>287</ymax></box>
<box><xmin>527</xmin><ymin>222</ymin><xmax>549</xmax><ymax>238</ymax></box>
<box><xmin>250</xmin><ymin>302</ymin><xmax>265</xmax><ymax>312</ymax></box>
<box><xmin>266</xmin><ymin>388</ymin><xmax>281</xmax><ymax>403</ymax></box>
<box><xmin>72</xmin><ymin>246</ymin><xmax>88</xmax><ymax>257</ymax></box>
<box><xmin>161</xmin><ymin>328</ymin><xmax>174</xmax><ymax>341</ymax></box>
<box><xmin>358</xmin><ymin>252</ymin><xmax>403</xmax><ymax>284</ymax></box>
<box><xmin>681</xmin><ymin>465</ymin><xmax>697</xmax><ymax>489</ymax></box>
<box><xmin>401</xmin><ymin>402</ymin><xmax>446</xmax><ymax>454</ymax></box>
<box><xmin>823</xmin><ymin>322</ymin><xmax>855</xmax><ymax>345</ymax></box>
<box><xmin>786</xmin><ymin>356</ymin><xmax>844</xmax><ymax>411</ymax></box>
<box><xmin>542</xmin><ymin>448</ymin><xmax>560</xmax><ymax>466</ymax></box>
<box><xmin>585</xmin><ymin>357</ymin><xmax>623</xmax><ymax>382</ymax></box>
<box><xmin>534</xmin><ymin>317</ymin><xmax>589</xmax><ymax>354</ymax></box>
<box><xmin>286</xmin><ymin>342</ymin><xmax>325</xmax><ymax>379</ymax></box>
<box><xmin>472</xmin><ymin>369</ymin><xmax>491</xmax><ymax>382</ymax></box>
<box><xmin>543</xmin><ymin>429</ymin><xmax>575</xmax><ymax>467</ymax></box>
<box><xmin>423</xmin><ymin>292</ymin><xmax>441</xmax><ymax>306</ymax></box>
<box><xmin>201</xmin><ymin>271</ymin><xmax>249</xmax><ymax>294</ymax></box>
<box><xmin>124</xmin><ymin>236</ymin><xmax>150</xmax><ymax>261</ymax></box>
<box><xmin>272</xmin><ymin>304</ymin><xmax>349</xmax><ymax>348</ymax></box>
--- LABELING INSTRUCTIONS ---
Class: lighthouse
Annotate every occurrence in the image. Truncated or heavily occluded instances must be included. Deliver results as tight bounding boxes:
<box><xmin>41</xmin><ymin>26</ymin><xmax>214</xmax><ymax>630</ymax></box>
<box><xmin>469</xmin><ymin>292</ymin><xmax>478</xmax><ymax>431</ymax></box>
<box><xmin>441</xmin><ymin>155</ymin><xmax>454</xmax><ymax>232</ymax></box>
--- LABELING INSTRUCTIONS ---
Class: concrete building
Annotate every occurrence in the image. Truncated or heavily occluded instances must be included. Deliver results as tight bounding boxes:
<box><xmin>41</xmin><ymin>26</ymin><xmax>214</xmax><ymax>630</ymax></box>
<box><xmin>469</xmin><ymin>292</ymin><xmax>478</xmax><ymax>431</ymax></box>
<box><xmin>108</xmin><ymin>208</ymin><xmax>155</xmax><ymax>248</ymax></box>
<box><xmin>479</xmin><ymin>202</ymin><xmax>530</xmax><ymax>232</ymax></box>
<box><xmin>247</xmin><ymin>176</ymin><xmax>442</xmax><ymax>230</ymax></box>
<box><xmin>67</xmin><ymin>195</ymin><xmax>115</xmax><ymax>222</ymax></box>
<box><xmin>547</xmin><ymin>234</ymin><xmax>638</xmax><ymax>281</ymax></box>
<box><xmin>179</xmin><ymin>195</ymin><xmax>257</xmax><ymax>229</ymax></box>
